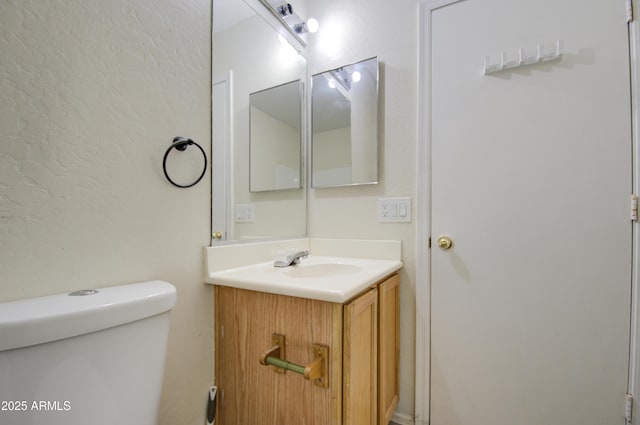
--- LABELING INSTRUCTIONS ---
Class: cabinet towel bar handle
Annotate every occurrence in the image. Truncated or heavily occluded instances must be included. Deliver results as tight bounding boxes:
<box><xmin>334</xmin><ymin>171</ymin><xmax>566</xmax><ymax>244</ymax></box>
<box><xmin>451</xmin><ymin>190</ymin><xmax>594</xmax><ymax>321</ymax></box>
<box><xmin>259</xmin><ymin>333</ymin><xmax>329</xmax><ymax>388</ymax></box>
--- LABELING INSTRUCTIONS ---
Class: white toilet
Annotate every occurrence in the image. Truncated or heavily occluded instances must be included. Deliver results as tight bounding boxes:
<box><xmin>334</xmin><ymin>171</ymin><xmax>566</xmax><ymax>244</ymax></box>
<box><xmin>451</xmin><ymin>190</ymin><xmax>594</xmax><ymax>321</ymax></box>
<box><xmin>0</xmin><ymin>280</ymin><xmax>177</xmax><ymax>425</ymax></box>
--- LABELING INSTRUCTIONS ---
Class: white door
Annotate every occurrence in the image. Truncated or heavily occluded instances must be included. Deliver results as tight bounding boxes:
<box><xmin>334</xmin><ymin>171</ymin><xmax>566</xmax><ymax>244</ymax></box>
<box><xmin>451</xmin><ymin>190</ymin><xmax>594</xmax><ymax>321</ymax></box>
<box><xmin>429</xmin><ymin>1</ymin><xmax>633</xmax><ymax>424</ymax></box>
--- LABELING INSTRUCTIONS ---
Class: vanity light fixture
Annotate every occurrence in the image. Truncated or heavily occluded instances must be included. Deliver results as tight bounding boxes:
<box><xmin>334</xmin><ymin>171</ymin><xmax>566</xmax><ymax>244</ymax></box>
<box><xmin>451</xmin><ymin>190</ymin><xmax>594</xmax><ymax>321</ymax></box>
<box><xmin>273</xmin><ymin>2</ymin><xmax>319</xmax><ymax>35</ymax></box>
<box><xmin>294</xmin><ymin>18</ymin><xmax>319</xmax><ymax>34</ymax></box>
<box><xmin>306</xmin><ymin>18</ymin><xmax>319</xmax><ymax>33</ymax></box>
<box><xmin>275</xmin><ymin>2</ymin><xmax>293</xmax><ymax>16</ymax></box>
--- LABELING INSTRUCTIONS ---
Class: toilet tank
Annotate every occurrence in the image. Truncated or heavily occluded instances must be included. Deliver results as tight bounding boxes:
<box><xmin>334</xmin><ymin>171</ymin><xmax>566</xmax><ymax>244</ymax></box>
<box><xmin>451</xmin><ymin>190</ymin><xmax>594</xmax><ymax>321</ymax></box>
<box><xmin>0</xmin><ymin>280</ymin><xmax>177</xmax><ymax>425</ymax></box>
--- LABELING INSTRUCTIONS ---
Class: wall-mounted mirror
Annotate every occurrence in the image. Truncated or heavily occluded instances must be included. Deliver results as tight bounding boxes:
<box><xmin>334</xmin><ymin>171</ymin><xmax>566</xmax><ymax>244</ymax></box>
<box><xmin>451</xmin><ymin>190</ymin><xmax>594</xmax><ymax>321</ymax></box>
<box><xmin>311</xmin><ymin>57</ymin><xmax>379</xmax><ymax>188</ymax></box>
<box><xmin>250</xmin><ymin>80</ymin><xmax>302</xmax><ymax>192</ymax></box>
<box><xmin>212</xmin><ymin>0</ymin><xmax>307</xmax><ymax>243</ymax></box>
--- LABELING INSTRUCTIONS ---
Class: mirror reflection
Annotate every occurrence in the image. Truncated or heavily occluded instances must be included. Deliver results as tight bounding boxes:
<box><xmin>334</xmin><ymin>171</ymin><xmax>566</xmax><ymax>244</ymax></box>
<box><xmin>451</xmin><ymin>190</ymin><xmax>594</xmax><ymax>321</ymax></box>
<box><xmin>311</xmin><ymin>57</ymin><xmax>379</xmax><ymax>188</ymax></box>
<box><xmin>250</xmin><ymin>80</ymin><xmax>302</xmax><ymax>192</ymax></box>
<box><xmin>212</xmin><ymin>0</ymin><xmax>307</xmax><ymax>242</ymax></box>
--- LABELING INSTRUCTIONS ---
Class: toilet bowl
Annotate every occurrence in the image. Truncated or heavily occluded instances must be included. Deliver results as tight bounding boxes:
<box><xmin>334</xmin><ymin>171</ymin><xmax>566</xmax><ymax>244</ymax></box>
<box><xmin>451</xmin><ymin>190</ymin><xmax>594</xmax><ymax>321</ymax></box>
<box><xmin>0</xmin><ymin>280</ymin><xmax>177</xmax><ymax>425</ymax></box>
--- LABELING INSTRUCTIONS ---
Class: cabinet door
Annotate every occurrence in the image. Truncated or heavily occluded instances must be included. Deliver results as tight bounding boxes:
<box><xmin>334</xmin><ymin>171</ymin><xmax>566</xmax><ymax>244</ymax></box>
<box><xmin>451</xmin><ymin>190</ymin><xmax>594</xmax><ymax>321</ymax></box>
<box><xmin>378</xmin><ymin>274</ymin><xmax>399</xmax><ymax>425</ymax></box>
<box><xmin>215</xmin><ymin>286</ymin><xmax>342</xmax><ymax>425</ymax></box>
<box><xmin>343</xmin><ymin>288</ymin><xmax>378</xmax><ymax>425</ymax></box>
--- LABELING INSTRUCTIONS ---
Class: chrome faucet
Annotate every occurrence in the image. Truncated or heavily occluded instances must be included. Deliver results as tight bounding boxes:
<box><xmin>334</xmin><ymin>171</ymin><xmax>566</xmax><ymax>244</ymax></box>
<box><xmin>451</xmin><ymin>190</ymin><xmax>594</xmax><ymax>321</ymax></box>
<box><xmin>274</xmin><ymin>250</ymin><xmax>309</xmax><ymax>267</ymax></box>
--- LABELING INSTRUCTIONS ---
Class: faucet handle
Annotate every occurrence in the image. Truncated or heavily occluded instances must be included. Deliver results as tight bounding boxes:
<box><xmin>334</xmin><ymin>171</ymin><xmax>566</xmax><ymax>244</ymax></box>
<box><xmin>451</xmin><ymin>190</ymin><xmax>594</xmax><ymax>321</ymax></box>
<box><xmin>291</xmin><ymin>250</ymin><xmax>309</xmax><ymax>264</ymax></box>
<box><xmin>274</xmin><ymin>250</ymin><xmax>309</xmax><ymax>267</ymax></box>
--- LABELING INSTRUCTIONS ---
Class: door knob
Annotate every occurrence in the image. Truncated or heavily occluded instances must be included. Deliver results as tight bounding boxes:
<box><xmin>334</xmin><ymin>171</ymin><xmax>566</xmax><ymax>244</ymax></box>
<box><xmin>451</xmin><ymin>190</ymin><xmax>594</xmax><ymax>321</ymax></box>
<box><xmin>437</xmin><ymin>235</ymin><xmax>453</xmax><ymax>250</ymax></box>
<box><xmin>212</xmin><ymin>231</ymin><xmax>223</xmax><ymax>240</ymax></box>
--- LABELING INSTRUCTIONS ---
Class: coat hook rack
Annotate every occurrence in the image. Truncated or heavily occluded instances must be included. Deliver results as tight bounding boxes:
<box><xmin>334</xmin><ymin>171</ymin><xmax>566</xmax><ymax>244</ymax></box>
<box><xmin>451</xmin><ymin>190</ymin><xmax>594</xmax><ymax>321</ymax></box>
<box><xmin>483</xmin><ymin>40</ymin><xmax>563</xmax><ymax>75</ymax></box>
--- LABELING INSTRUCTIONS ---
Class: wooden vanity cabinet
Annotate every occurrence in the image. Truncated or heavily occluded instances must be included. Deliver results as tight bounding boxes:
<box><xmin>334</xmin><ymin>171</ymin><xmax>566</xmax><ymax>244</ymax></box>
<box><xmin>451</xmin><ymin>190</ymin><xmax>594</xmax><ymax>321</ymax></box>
<box><xmin>214</xmin><ymin>273</ymin><xmax>399</xmax><ymax>425</ymax></box>
<box><xmin>377</xmin><ymin>274</ymin><xmax>400</xmax><ymax>424</ymax></box>
<box><xmin>343</xmin><ymin>288</ymin><xmax>377</xmax><ymax>424</ymax></box>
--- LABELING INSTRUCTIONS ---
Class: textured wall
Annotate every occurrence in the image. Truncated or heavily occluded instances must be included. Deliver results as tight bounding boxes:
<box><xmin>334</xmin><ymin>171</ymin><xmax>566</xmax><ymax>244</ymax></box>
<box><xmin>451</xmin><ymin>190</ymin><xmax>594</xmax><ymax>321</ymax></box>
<box><xmin>0</xmin><ymin>1</ymin><xmax>212</xmax><ymax>424</ymax></box>
<box><xmin>306</xmin><ymin>0</ymin><xmax>418</xmax><ymax>420</ymax></box>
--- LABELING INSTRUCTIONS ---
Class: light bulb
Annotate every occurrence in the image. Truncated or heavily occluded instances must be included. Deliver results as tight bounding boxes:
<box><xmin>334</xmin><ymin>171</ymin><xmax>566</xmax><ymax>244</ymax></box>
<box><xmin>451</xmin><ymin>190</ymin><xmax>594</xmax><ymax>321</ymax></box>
<box><xmin>328</xmin><ymin>80</ymin><xmax>336</xmax><ymax>89</ymax></box>
<box><xmin>351</xmin><ymin>71</ymin><xmax>361</xmax><ymax>83</ymax></box>
<box><xmin>306</xmin><ymin>18</ymin><xmax>319</xmax><ymax>33</ymax></box>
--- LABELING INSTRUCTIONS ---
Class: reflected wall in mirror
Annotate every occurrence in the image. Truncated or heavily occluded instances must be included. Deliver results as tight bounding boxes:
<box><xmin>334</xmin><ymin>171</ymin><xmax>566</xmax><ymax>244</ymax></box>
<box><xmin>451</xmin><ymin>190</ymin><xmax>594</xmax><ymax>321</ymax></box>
<box><xmin>311</xmin><ymin>57</ymin><xmax>379</xmax><ymax>188</ymax></box>
<box><xmin>250</xmin><ymin>80</ymin><xmax>302</xmax><ymax>192</ymax></box>
<box><xmin>212</xmin><ymin>0</ymin><xmax>307</xmax><ymax>242</ymax></box>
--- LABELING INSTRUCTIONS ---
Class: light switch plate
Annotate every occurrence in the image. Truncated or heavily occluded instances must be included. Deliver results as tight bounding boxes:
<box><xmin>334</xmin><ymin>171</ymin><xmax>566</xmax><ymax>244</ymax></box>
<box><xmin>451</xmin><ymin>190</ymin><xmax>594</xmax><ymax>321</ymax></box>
<box><xmin>377</xmin><ymin>197</ymin><xmax>411</xmax><ymax>222</ymax></box>
<box><xmin>235</xmin><ymin>203</ymin><xmax>255</xmax><ymax>223</ymax></box>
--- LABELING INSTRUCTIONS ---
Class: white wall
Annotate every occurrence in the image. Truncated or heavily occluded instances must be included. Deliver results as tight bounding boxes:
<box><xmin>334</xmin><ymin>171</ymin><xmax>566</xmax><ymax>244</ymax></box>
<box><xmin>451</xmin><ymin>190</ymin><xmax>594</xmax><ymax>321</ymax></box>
<box><xmin>249</xmin><ymin>106</ymin><xmax>300</xmax><ymax>191</ymax></box>
<box><xmin>306</xmin><ymin>0</ymin><xmax>419</xmax><ymax>420</ymax></box>
<box><xmin>0</xmin><ymin>1</ymin><xmax>212</xmax><ymax>424</ymax></box>
<box><xmin>313</xmin><ymin>127</ymin><xmax>352</xmax><ymax>186</ymax></box>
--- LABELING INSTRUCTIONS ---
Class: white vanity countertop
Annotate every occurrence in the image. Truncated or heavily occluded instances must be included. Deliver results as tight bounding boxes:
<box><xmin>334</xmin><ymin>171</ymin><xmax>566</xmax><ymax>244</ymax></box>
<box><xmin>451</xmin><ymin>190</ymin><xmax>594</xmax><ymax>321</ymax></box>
<box><xmin>205</xmin><ymin>255</ymin><xmax>403</xmax><ymax>303</ymax></box>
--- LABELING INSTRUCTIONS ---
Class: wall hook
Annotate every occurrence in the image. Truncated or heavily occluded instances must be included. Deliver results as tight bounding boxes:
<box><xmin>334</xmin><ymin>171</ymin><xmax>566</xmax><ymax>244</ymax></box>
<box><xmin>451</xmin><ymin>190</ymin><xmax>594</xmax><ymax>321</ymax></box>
<box><xmin>483</xmin><ymin>40</ymin><xmax>563</xmax><ymax>75</ymax></box>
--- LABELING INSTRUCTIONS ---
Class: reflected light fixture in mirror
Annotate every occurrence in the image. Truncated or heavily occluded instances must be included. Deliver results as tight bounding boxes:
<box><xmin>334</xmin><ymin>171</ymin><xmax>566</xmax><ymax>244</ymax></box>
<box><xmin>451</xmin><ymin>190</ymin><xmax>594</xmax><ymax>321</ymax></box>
<box><xmin>311</xmin><ymin>57</ymin><xmax>380</xmax><ymax>188</ymax></box>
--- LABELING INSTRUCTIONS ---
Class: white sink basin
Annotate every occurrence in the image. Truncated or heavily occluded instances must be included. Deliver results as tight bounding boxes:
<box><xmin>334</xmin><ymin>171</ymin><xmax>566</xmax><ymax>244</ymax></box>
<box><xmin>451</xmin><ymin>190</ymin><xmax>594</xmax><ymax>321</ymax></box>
<box><xmin>284</xmin><ymin>263</ymin><xmax>362</xmax><ymax>278</ymax></box>
<box><xmin>206</xmin><ymin>256</ymin><xmax>403</xmax><ymax>303</ymax></box>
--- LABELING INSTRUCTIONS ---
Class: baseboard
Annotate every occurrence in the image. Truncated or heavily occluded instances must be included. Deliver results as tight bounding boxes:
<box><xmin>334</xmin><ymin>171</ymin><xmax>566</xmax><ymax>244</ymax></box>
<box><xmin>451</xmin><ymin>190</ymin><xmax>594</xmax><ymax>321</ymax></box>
<box><xmin>391</xmin><ymin>411</ymin><xmax>415</xmax><ymax>425</ymax></box>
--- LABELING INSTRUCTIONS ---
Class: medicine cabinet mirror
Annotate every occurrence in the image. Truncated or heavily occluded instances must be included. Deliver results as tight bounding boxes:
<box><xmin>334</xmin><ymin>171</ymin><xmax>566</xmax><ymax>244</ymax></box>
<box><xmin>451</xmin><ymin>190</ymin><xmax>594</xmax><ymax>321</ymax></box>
<box><xmin>212</xmin><ymin>0</ymin><xmax>307</xmax><ymax>243</ymax></box>
<box><xmin>249</xmin><ymin>80</ymin><xmax>303</xmax><ymax>192</ymax></box>
<box><xmin>311</xmin><ymin>56</ymin><xmax>379</xmax><ymax>188</ymax></box>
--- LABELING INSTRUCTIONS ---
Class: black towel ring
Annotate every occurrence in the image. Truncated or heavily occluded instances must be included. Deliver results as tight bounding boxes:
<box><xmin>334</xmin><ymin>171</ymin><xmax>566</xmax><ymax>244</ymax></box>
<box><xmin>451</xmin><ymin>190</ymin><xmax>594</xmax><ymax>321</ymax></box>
<box><xmin>163</xmin><ymin>137</ymin><xmax>207</xmax><ymax>188</ymax></box>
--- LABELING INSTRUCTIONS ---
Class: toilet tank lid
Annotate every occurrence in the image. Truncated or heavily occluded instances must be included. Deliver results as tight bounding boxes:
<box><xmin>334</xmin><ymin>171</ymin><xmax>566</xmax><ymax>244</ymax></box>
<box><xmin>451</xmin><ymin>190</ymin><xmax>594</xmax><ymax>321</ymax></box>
<box><xmin>0</xmin><ymin>280</ymin><xmax>177</xmax><ymax>352</ymax></box>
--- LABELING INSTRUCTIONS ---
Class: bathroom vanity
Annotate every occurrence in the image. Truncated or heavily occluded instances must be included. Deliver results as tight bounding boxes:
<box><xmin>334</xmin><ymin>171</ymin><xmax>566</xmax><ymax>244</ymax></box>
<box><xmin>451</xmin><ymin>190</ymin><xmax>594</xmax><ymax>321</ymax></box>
<box><xmin>214</xmin><ymin>273</ymin><xmax>399</xmax><ymax>425</ymax></box>
<box><xmin>205</xmin><ymin>239</ymin><xmax>402</xmax><ymax>425</ymax></box>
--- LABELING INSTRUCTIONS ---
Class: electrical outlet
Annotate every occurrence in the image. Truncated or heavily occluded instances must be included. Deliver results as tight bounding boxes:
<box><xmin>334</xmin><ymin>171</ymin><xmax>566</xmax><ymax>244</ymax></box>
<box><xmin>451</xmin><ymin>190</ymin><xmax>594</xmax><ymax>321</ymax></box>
<box><xmin>377</xmin><ymin>197</ymin><xmax>411</xmax><ymax>222</ymax></box>
<box><xmin>235</xmin><ymin>203</ymin><xmax>255</xmax><ymax>223</ymax></box>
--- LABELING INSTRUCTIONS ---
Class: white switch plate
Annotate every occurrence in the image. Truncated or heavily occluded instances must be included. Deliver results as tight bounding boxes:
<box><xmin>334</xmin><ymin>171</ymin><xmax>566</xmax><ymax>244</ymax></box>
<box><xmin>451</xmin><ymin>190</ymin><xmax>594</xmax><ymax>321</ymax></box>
<box><xmin>235</xmin><ymin>203</ymin><xmax>255</xmax><ymax>223</ymax></box>
<box><xmin>377</xmin><ymin>197</ymin><xmax>411</xmax><ymax>222</ymax></box>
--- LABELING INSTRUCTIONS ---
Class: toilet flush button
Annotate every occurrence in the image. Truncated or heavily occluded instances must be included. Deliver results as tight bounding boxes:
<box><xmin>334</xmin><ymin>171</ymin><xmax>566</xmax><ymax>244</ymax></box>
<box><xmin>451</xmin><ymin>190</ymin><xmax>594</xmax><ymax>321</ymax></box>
<box><xmin>69</xmin><ymin>289</ymin><xmax>100</xmax><ymax>296</ymax></box>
